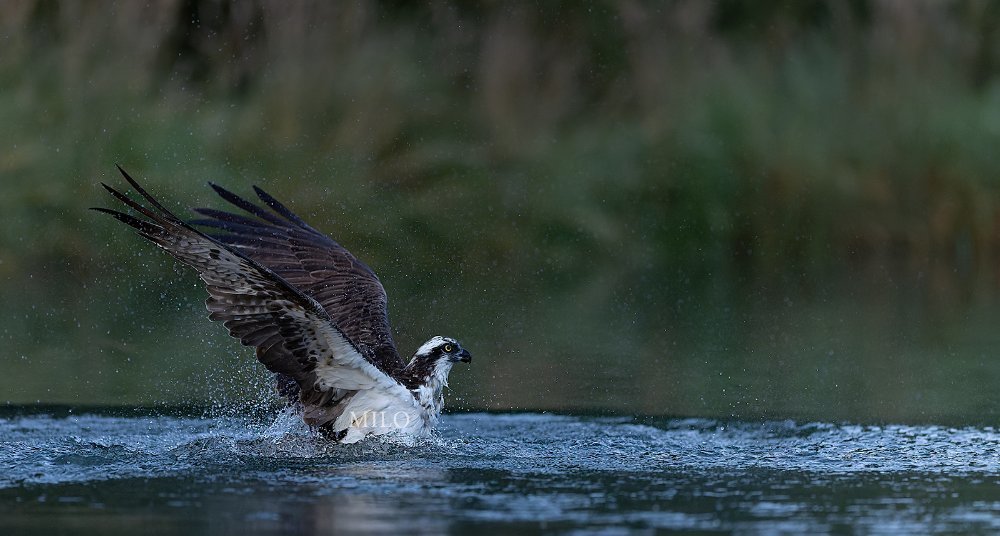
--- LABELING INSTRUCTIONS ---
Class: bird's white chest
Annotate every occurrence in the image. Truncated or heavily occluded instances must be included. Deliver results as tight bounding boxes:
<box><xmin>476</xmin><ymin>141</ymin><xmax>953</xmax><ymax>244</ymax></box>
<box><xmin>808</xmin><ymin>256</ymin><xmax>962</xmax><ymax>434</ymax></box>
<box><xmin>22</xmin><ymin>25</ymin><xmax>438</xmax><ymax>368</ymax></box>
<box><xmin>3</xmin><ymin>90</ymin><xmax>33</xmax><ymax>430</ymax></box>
<box><xmin>333</xmin><ymin>362</ymin><xmax>453</xmax><ymax>444</ymax></box>
<box><xmin>334</xmin><ymin>390</ymin><xmax>428</xmax><ymax>444</ymax></box>
<box><xmin>413</xmin><ymin>383</ymin><xmax>444</xmax><ymax>416</ymax></box>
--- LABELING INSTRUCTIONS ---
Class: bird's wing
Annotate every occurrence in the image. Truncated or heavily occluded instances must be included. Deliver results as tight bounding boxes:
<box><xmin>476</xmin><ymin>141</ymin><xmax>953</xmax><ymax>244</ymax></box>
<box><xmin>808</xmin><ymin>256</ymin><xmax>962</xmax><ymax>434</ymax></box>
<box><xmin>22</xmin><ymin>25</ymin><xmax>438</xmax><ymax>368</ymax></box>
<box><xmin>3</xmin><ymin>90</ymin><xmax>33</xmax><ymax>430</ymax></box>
<box><xmin>188</xmin><ymin>183</ymin><xmax>406</xmax><ymax>376</ymax></box>
<box><xmin>93</xmin><ymin>167</ymin><xmax>414</xmax><ymax>430</ymax></box>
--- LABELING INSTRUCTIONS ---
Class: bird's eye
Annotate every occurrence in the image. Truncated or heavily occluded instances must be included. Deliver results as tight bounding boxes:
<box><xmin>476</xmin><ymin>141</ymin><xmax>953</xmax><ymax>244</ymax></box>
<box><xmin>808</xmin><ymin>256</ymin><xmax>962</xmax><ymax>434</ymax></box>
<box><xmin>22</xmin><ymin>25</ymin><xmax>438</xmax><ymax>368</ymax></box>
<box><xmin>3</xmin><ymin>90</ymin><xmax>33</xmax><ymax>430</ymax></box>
<box><xmin>443</xmin><ymin>344</ymin><xmax>454</xmax><ymax>353</ymax></box>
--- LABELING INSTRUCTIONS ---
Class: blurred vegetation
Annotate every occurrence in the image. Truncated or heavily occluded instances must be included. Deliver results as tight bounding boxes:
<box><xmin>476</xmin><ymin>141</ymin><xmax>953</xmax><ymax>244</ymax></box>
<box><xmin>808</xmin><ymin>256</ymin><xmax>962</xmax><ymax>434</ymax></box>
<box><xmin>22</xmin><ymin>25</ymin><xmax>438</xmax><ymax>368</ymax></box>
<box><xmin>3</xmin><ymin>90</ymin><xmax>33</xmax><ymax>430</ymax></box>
<box><xmin>5</xmin><ymin>0</ymin><xmax>1000</xmax><ymax>422</ymax></box>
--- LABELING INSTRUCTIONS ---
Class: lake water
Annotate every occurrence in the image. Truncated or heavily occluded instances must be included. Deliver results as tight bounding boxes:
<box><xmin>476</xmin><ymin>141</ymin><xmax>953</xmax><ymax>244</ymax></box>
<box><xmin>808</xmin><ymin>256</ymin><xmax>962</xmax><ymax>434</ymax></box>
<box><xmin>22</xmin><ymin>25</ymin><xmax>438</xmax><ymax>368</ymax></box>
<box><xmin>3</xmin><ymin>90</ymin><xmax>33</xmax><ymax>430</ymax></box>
<box><xmin>3</xmin><ymin>405</ymin><xmax>1000</xmax><ymax>534</ymax></box>
<box><xmin>7</xmin><ymin>250</ymin><xmax>1000</xmax><ymax>533</ymax></box>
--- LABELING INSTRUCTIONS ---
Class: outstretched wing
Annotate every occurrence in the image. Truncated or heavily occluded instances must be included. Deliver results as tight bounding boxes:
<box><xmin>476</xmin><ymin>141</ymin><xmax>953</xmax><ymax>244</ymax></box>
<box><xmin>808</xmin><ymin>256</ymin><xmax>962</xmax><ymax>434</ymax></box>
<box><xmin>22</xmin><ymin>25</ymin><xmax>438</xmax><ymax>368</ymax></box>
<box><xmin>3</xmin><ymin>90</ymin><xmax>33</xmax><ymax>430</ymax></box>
<box><xmin>92</xmin><ymin>166</ymin><xmax>413</xmax><ymax>432</ymax></box>
<box><xmin>189</xmin><ymin>183</ymin><xmax>406</xmax><ymax>376</ymax></box>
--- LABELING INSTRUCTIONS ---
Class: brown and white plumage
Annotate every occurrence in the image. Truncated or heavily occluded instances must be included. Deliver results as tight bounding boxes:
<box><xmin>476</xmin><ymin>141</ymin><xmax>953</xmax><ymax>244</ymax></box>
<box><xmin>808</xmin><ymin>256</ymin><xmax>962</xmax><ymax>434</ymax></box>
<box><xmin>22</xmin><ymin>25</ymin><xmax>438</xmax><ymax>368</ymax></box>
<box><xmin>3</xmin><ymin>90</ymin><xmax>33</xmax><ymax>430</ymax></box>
<box><xmin>93</xmin><ymin>166</ymin><xmax>471</xmax><ymax>443</ymax></box>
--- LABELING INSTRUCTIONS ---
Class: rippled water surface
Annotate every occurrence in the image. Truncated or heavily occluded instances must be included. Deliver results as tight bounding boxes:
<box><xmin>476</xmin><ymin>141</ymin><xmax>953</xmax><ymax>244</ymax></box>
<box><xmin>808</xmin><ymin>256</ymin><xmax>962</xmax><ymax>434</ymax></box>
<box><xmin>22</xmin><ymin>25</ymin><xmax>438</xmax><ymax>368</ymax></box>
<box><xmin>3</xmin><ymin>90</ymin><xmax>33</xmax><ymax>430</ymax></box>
<box><xmin>3</xmin><ymin>406</ymin><xmax>1000</xmax><ymax>534</ymax></box>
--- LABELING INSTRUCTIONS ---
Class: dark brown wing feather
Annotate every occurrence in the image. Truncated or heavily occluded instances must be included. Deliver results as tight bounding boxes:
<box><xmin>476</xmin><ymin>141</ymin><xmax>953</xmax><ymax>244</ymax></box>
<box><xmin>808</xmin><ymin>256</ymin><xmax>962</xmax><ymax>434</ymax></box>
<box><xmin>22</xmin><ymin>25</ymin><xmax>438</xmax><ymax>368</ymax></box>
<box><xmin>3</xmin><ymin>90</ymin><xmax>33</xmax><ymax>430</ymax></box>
<box><xmin>92</xmin><ymin>167</ymin><xmax>407</xmax><ymax>431</ymax></box>
<box><xmin>189</xmin><ymin>183</ymin><xmax>406</xmax><ymax>376</ymax></box>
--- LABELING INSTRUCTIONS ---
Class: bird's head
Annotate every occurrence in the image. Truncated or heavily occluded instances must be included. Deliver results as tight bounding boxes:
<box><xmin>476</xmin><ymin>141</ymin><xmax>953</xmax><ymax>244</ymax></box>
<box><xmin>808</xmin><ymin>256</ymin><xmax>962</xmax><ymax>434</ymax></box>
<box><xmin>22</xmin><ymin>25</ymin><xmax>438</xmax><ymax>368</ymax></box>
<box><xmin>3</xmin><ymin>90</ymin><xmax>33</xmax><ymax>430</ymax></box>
<box><xmin>410</xmin><ymin>336</ymin><xmax>472</xmax><ymax>367</ymax></box>
<box><xmin>401</xmin><ymin>336</ymin><xmax>471</xmax><ymax>392</ymax></box>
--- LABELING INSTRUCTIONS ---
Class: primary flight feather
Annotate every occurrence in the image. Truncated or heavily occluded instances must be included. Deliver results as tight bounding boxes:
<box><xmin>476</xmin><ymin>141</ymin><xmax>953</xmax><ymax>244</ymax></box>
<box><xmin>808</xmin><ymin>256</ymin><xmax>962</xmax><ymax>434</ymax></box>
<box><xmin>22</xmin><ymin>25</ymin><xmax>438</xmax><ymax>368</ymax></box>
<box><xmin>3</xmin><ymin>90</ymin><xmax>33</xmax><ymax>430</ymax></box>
<box><xmin>93</xmin><ymin>166</ymin><xmax>471</xmax><ymax>444</ymax></box>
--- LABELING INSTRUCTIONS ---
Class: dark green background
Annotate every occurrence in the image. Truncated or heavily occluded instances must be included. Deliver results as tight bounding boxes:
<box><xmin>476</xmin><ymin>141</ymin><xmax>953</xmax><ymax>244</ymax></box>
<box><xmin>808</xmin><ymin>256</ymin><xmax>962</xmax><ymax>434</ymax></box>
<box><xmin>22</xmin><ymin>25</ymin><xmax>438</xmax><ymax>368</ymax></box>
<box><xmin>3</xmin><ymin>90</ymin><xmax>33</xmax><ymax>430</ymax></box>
<box><xmin>4</xmin><ymin>0</ymin><xmax>1000</xmax><ymax>423</ymax></box>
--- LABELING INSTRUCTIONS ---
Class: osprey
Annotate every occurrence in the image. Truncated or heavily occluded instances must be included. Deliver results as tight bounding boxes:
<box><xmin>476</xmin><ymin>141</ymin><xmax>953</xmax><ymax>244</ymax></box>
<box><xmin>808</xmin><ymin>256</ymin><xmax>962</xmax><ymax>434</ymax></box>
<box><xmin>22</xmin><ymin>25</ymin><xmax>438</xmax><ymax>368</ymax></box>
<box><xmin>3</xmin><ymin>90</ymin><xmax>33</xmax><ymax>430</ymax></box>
<box><xmin>93</xmin><ymin>166</ymin><xmax>471</xmax><ymax>444</ymax></box>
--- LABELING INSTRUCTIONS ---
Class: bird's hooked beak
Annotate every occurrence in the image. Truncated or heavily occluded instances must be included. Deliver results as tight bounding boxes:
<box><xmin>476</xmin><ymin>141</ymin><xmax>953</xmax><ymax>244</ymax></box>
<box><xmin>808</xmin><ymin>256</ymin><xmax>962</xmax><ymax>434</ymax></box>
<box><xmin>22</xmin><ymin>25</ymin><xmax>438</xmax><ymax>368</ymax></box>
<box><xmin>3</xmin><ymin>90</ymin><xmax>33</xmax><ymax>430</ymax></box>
<box><xmin>457</xmin><ymin>348</ymin><xmax>472</xmax><ymax>363</ymax></box>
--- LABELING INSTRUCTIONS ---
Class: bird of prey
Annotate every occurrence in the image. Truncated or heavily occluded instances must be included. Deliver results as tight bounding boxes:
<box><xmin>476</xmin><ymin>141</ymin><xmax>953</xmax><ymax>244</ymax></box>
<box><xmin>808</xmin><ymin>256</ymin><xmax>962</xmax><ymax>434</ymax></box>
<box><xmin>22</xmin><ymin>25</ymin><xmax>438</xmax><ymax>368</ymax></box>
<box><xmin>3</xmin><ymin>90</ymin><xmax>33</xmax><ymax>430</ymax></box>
<box><xmin>93</xmin><ymin>166</ymin><xmax>472</xmax><ymax>444</ymax></box>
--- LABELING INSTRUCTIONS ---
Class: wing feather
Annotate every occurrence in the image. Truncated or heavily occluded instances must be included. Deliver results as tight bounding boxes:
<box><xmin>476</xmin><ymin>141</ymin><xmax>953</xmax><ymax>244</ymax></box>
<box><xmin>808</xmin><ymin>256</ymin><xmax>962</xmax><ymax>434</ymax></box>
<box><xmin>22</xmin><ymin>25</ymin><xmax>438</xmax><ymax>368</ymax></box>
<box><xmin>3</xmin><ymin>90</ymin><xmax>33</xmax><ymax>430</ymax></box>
<box><xmin>191</xmin><ymin>182</ymin><xmax>406</xmax><ymax>377</ymax></box>
<box><xmin>93</xmin><ymin>167</ymin><xmax>414</xmax><ymax>431</ymax></box>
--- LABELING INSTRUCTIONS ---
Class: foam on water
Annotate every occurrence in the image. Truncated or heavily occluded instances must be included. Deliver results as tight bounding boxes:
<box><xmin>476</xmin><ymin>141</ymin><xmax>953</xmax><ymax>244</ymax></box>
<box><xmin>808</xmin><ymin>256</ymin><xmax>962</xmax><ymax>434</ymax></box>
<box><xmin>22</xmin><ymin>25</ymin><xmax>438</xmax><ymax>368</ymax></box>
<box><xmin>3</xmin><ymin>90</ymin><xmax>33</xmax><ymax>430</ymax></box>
<box><xmin>4</xmin><ymin>407</ymin><xmax>1000</xmax><ymax>532</ymax></box>
<box><xmin>4</xmin><ymin>409</ymin><xmax>1000</xmax><ymax>484</ymax></box>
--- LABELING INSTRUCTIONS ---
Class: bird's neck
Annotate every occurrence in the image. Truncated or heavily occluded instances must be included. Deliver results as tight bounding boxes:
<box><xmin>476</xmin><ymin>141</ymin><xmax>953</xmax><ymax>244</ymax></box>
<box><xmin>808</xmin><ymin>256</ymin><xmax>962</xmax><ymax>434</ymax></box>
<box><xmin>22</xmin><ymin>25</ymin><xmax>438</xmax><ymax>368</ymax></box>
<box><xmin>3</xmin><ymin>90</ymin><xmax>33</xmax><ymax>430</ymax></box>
<box><xmin>406</xmin><ymin>360</ymin><xmax>454</xmax><ymax>416</ymax></box>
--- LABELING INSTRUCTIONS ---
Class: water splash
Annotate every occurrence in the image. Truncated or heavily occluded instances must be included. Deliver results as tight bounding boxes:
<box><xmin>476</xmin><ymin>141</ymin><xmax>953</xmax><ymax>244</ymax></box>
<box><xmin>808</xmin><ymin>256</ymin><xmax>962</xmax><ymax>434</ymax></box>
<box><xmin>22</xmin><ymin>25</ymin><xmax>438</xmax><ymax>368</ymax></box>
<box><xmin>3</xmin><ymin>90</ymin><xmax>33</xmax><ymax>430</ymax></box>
<box><xmin>5</xmin><ymin>408</ymin><xmax>1000</xmax><ymax>532</ymax></box>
